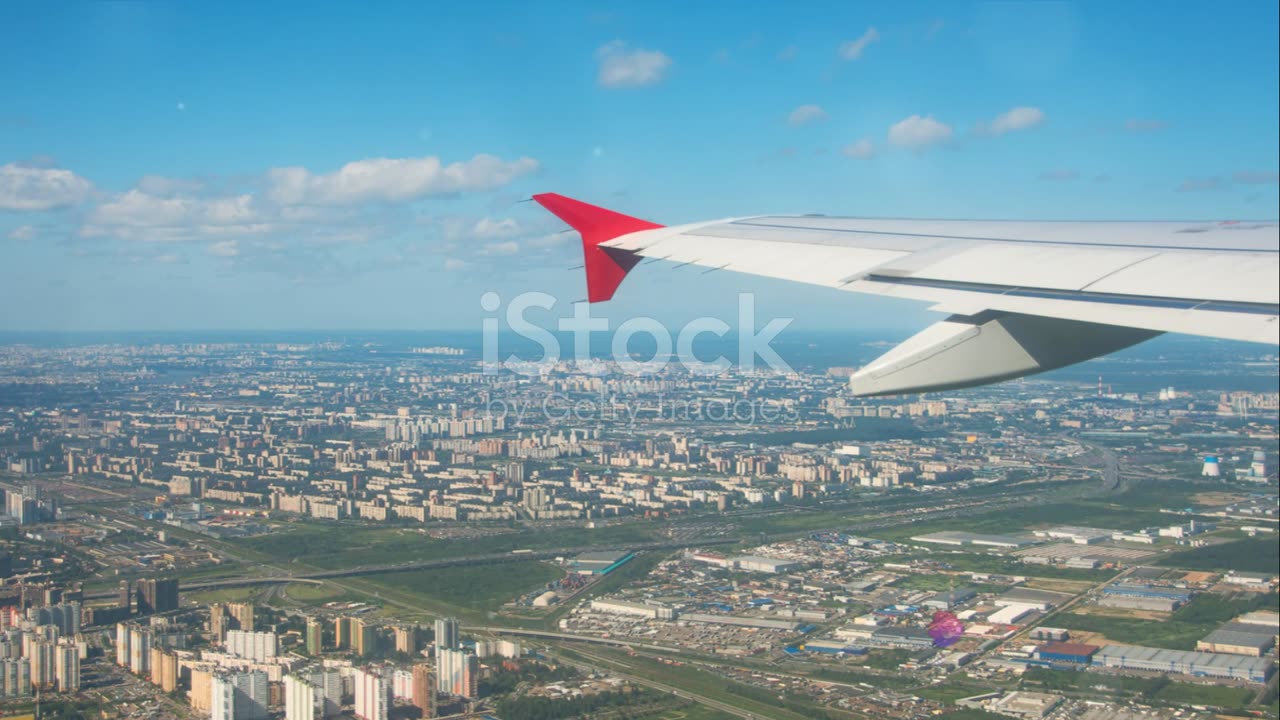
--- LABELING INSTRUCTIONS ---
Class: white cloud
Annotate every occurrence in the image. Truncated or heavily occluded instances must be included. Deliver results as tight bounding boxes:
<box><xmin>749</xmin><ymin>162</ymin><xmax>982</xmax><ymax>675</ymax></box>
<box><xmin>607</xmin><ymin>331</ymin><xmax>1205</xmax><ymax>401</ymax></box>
<box><xmin>7</xmin><ymin>224</ymin><xmax>37</xmax><ymax>241</ymax></box>
<box><xmin>838</xmin><ymin>27</ymin><xmax>879</xmax><ymax>60</ymax></box>
<box><xmin>437</xmin><ymin>215</ymin><xmax>526</xmax><ymax>242</ymax></box>
<box><xmin>1124</xmin><ymin>118</ymin><xmax>1167</xmax><ymax>133</ymax></box>
<box><xmin>887</xmin><ymin>115</ymin><xmax>953</xmax><ymax>149</ymax></box>
<box><xmin>0</xmin><ymin>162</ymin><xmax>93</xmax><ymax>211</ymax></box>
<box><xmin>480</xmin><ymin>240</ymin><xmax>520</xmax><ymax>256</ymax></box>
<box><xmin>1038</xmin><ymin>169</ymin><xmax>1078</xmax><ymax>181</ymax></box>
<box><xmin>471</xmin><ymin>217</ymin><xmax>522</xmax><ymax>239</ymax></box>
<box><xmin>596</xmin><ymin>41</ymin><xmax>672</xmax><ymax>88</ymax></box>
<box><xmin>988</xmin><ymin>106</ymin><xmax>1045</xmax><ymax>135</ymax></box>
<box><xmin>787</xmin><ymin>104</ymin><xmax>829</xmax><ymax>127</ymax></box>
<box><xmin>82</xmin><ymin>190</ymin><xmax>271</xmax><ymax>242</ymax></box>
<box><xmin>526</xmin><ymin>232</ymin><xmax>572</xmax><ymax>249</ymax></box>
<box><xmin>842</xmin><ymin>138</ymin><xmax>875</xmax><ymax>159</ymax></box>
<box><xmin>266</xmin><ymin>154</ymin><xmax>539</xmax><ymax>206</ymax></box>
<box><xmin>443</xmin><ymin>258</ymin><xmax>468</xmax><ymax>271</ymax></box>
<box><xmin>208</xmin><ymin>240</ymin><xmax>240</xmax><ymax>257</ymax></box>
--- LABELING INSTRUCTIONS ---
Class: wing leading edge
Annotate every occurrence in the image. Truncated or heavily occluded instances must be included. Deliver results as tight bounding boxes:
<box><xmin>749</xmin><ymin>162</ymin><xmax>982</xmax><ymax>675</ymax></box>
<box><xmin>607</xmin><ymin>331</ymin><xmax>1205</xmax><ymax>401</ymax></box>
<box><xmin>533</xmin><ymin>193</ymin><xmax>1280</xmax><ymax>396</ymax></box>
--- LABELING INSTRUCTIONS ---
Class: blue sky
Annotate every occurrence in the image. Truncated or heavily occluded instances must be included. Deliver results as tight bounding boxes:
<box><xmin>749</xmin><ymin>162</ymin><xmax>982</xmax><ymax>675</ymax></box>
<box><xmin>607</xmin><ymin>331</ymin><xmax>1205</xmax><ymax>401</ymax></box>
<box><xmin>1</xmin><ymin>1</ymin><xmax>1277</xmax><ymax>332</ymax></box>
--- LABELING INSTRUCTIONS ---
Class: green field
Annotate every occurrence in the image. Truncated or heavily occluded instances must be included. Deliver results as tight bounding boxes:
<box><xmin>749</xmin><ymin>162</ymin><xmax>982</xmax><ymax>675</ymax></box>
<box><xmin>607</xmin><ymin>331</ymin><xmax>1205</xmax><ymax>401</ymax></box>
<box><xmin>909</xmin><ymin>681</ymin><xmax>994</xmax><ymax>705</ymax></box>
<box><xmin>185</xmin><ymin>586</ymin><xmax>261</xmax><ymax>605</ymax></box>
<box><xmin>1053</xmin><ymin>593</ymin><xmax>1280</xmax><ymax>655</ymax></box>
<box><xmin>362</xmin><ymin>560</ymin><xmax>564</xmax><ymax>614</ymax></box>
<box><xmin>235</xmin><ymin>522</ymin><xmax>657</xmax><ymax>569</ymax></box>
<box><xmin>876</xmin><ymin>501</ymin><xmax>1204</xmax><ymax>541</ymax></box>
<box><xmin>1050</xmin><ymin>612</ymin><xmax>1207</xmax><ymax>650</ymax></box>
<box><xmin>282</xmin><ymin>582</ymin><xmax>353</xmax><ymax>603</ymax></box>
<box><xmin>559</xmin><ymin>648</ymin><xmax>826</xmax><ymax>720</ymax></box>
<box><xmin>1023</xmin><ymin>666</ymin><xmax>1168</xmax><ymax>697</ymax></box>
<box><xmin>1025</xmin><ymin>665</ymin><xmax>1257</xmax><ymax>709</ymax></box>
<box><xmin>1154</xmin><ymin>682</ymin><xmax>1255</xmax><ymax>708</ymax></box>
<box><xmin>1172</xmin><ymin>592</ymin><xmax>1280</xmax><ymax>624</ymax></box>
<box><xmin>1155</xmin><ymin>536</ymin><xmax>1280</xmax><ymax>573</ymax></box>
<box><xmin>802</xmin><ymin>666</ymin><xmax>916</xmax><ymax>690</ymax></box>
<box><xmin>633</xmin><ymin>706</ymin><xmax>739</xmax><ymax>720</ymax></box>
<box><xmin>891</xmin><ymin>574</ymin><xmax>1011</xmax><ymax>594</ymax></box>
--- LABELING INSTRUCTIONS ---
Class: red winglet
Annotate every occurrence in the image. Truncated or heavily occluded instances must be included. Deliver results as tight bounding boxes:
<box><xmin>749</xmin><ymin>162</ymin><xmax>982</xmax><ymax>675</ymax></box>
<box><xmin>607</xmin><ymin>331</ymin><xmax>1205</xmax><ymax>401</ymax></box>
<box><xmin>532</xmin><ymin>193</ymin><xmax>663</xmax><ymax>302</ymax></box>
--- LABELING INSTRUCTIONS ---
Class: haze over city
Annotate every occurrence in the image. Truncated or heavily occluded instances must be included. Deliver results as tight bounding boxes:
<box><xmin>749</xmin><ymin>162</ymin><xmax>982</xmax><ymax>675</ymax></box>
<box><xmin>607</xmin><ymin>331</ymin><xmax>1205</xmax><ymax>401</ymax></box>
<box><xmin>0</xmin><ymin>4</ymin><xmax>1278</xmax><ymax>720</ymax></box>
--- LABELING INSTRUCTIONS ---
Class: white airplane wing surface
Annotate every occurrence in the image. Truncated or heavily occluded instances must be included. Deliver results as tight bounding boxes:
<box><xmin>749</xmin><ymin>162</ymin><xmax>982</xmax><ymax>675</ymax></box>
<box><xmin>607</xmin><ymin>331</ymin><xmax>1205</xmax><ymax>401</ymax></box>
<box><xmin>533</xmin><ymin>193</ymin><xmax>1279</xmax><ymax>396</ymax></box>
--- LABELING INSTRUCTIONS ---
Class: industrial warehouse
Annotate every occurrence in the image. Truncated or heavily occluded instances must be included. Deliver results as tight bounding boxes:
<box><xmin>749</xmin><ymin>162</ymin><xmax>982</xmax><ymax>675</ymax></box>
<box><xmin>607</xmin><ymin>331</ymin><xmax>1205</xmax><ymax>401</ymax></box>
<box><xmin>1093</xmin><ymin>644</ymin><xmax>1273</xmax><ymax>683</ymax></box>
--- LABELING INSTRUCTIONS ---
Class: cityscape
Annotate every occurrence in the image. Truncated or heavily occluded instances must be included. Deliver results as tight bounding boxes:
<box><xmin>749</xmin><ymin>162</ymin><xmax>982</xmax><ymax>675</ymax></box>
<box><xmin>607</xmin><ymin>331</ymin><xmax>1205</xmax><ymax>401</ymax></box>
<box><xmin>0</xmin><ymin>332</ymin><xmax>1275</xmax><ymax>720</ymax></box>
<box><xmin>2</xmin><ymin>2</ymin><xmax>1278</xmax><ymax>720</ymax></box>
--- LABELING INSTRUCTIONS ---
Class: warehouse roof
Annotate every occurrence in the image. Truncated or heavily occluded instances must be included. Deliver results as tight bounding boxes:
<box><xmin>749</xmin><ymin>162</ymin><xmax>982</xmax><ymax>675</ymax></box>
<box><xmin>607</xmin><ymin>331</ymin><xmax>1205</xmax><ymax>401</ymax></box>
<box><xmin>1036</xmin><ymin>642</ymin><xmax>1099</xmax><ymax>657</ymax></box>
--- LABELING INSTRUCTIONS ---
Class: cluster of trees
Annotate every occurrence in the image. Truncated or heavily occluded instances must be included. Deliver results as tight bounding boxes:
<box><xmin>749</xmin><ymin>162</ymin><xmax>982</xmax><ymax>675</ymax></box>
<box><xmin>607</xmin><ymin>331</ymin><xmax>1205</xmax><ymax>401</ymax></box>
<box><xmin>494</xmin><ymin>688</ymin><xmax>667</xmax><ymax>720</ymax></box>
<box><xmin>478</xmin><ymin>660</ymin><xmax>579</xmax><ymax>697</ymax></box>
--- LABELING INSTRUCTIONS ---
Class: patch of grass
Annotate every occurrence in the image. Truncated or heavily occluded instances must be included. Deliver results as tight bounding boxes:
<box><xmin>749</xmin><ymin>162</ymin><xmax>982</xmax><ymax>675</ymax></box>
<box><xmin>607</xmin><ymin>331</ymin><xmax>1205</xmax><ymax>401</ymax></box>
<box><xmin>1171</xmin><ymin>591</ymin><xmax>1280</xmax><ymax>625</ymax></box>
<box><xmin>735</xmin><ymin>510</ymin><xmax>851</xmax><ymax>535</ymax></box>
<box><xmin>562</xmin><ymin>648</ymin><xmax>825</xmax><ymax>720</ymax></box>
<box><xmin>1050</xmin><ymin>612</ymin><xmax>1206</xmax><ymax>650</ymax></box>
<box><xmin>1023</xmin><ymin>666</ymin><xmax>1168</xmax><ymax>697</ymax></box>
<box><xmin>878</xmin><ymin>501</ymin><xmax>1197</xmax><ymax>541</ymax></box>
<box><xmin>802</xmin><ymin>666</ymin><xmax>916</xmax><ymax>690</ymax></box>
<box><xmin>860</xmin><ymin>648</ymin><xmax>913</xmax><ymax>671</ymax></box>
<box><xmin>1107</xmin><ymin>479</ymin><xmax>1221</xmax><ymax>511</ymax></box>
<box><xmin>364</xmin><ymin>560</ymin><xmax>564</xmax><ymax>614</ymax></box>
<box><xmin>1155</xmin><ymin>682</ymin><xmax>1254</xmax><ymax>709</ymax></box>
<box><xmin>911</xmin><ymin>682</ymin><xmax>994</xmax><ymax>705</ymax></box>
<box><xmin>1155</xmin><ymin>537</ymin><xmax>1280</xmax><ymax>574</ymax></box>
<box><xmin>632</xmin><ymin>706</ymin><xmax>739</xmax><ymax>720</ymax></box>
<box><xmin>236</xmin><ymin>522</ymin><xmax>656</xmax><ymax>570</ymax></box>
<box><xmin>891</xmin><ymin>574</ymin><xmax>1010</xmax><ymax>594</ymax></box>
<box><xmin>282</xmin><ymin>582</ymin><xmax>350</xmax><ymax>603</ymax></box>
<box><xmin>185</xmin><ymin>586</ymin><xmax>261</xmax><ymax>605</ymax></box>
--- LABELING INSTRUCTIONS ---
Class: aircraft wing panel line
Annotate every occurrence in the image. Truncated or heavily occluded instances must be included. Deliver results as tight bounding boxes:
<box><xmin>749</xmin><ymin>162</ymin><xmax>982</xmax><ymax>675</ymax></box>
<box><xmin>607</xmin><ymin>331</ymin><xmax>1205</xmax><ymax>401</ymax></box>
<box><xmin>533</xmin><ymin>192</ymin><xmax>1279</xmax><ymax>394</ymax></box>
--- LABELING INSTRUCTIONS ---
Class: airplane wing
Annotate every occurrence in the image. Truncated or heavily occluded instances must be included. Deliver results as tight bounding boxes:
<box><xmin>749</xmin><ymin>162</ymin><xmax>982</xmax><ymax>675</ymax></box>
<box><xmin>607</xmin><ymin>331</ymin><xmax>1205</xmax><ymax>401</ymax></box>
<box><xmin>532</xmin><ymin>193</ymin><xmax>1279</xmax><ymax>396</ymax></box>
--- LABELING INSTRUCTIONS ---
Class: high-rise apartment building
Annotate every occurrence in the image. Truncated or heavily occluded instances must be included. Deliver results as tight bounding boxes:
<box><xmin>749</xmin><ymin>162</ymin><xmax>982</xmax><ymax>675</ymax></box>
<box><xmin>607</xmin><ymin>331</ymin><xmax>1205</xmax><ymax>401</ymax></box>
<box><xmin>225</xmin><ymin>630</ymin><xmax>279</xmax><ymax>662</ymax></box>
<box><xmin>433</xmin><ymin>618</ymin><xmax>459</xmax><ymax>653</ymax></box>
<box><xmin>352</xmin><ymin>617</ymin><xmax>377</xmax><ymax>656</ymax></box>
<box><xmin>227</xmin><ymin>603</ymin><xmax>255</xmax><ymax>633</ymax></box>
<box><xmin>211</xmin><ymin>671</ymin><xmax>269</xmax><ymax>720</ymax></box>
<box><xmin>435</xmin><ymin>648</ymin><xmax>478</xmax><ymax>698</ymax></box>
<box><xmin>305</xmin><ymin>618</ymin><xmax>324</xmax><ymax>655</ymax></box>
<box><xmin>353</xmin><ymin>667</ymin><xmax>390</xmax><ymax>720</ymax></box>
<box><xmin>411</xmin><ymin>663</ymin><xmax>435</xmax><ymax>718</ymax></box>
<box><xmin>284</xmin><ymin>673</ymin><xmax>320</xmax><ymax>720</ymax></box>
<box><xmin>54</xmin><ymin>639</ymin><xmax>80</xmax><ymax>692</ymax></box>
<box><xmin>136</xmin><ymin>578</ymin><xmax>180</xmax><ymax>615</ymax></box>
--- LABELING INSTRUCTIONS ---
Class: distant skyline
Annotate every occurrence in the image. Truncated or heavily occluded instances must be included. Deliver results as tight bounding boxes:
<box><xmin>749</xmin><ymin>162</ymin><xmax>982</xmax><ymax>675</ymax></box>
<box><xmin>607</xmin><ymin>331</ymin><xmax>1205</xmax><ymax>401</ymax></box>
<box><xmin>2</xmin><ymin>1</ymin><xmax>1278</xmax><ymax>331</ymax></box>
